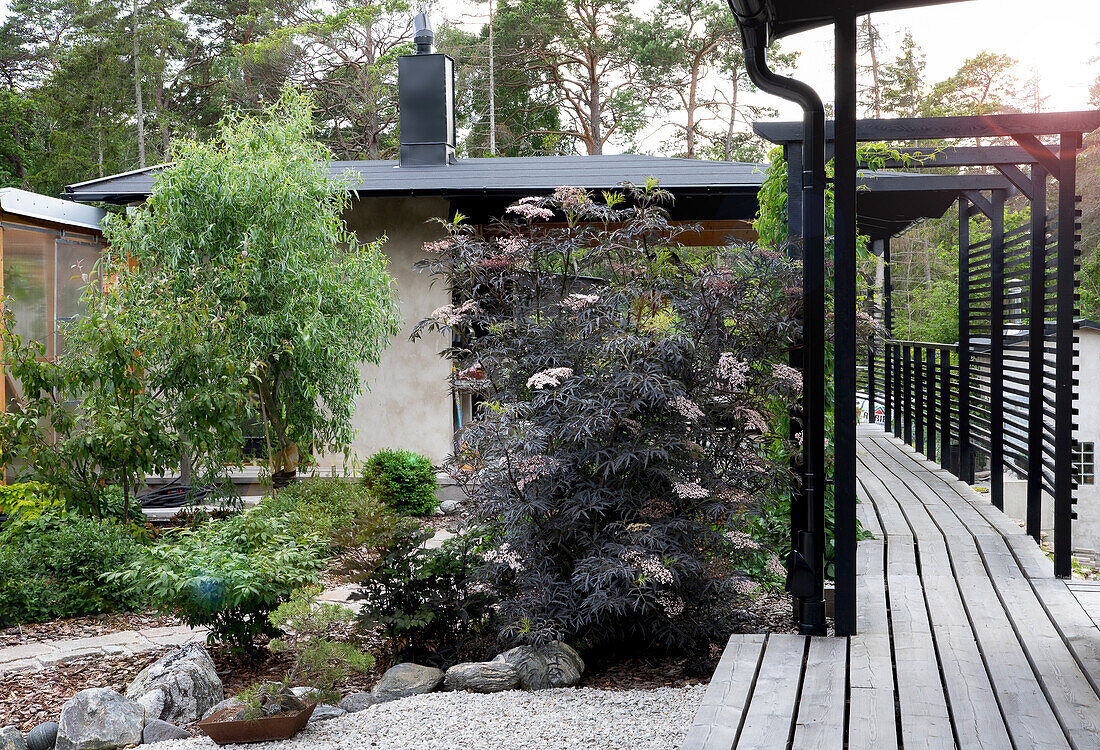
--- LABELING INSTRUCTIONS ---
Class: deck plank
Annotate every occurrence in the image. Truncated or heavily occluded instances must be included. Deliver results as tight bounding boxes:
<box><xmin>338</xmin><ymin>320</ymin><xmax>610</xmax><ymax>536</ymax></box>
<box><xmin>733</xmin><ymin>635</ymin><xmax>806</xmax><ymax>750</ymax></box>
<box><xmin>791</xmin><ymin>637</ymin><xmax>847</xmax><ymax>750</ymax></box>
<box><xmin>681</xmin><ymin>634</ymin><xmax>766</xmax><ymax>750</ymax></box>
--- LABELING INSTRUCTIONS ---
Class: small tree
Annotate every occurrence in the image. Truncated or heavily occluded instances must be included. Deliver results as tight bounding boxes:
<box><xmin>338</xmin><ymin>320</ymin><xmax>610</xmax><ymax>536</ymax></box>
<box><xmin>414</xmin><ymin>183</ymin><xmax>801</xmax><ymax>653</ymax></box>
<box><xmin>104</xmin><ymin>90</ymin><xmax>401</xmax><ymax>474</ymax></box>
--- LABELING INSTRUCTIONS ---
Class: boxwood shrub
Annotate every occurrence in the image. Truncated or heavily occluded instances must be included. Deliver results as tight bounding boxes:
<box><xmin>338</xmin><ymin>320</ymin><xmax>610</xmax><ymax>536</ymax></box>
<box><xmin>362</xmin><ymin>449</ymin><xmax>439</xmax><ymax>515</ymax></box>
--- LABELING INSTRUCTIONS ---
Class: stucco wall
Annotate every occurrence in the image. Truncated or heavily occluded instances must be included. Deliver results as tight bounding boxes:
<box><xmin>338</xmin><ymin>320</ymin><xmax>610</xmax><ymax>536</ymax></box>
<box><xmin>330</xmin><ymin>196</ymin><xmax>453</xmax><ymax>467</ymax></box>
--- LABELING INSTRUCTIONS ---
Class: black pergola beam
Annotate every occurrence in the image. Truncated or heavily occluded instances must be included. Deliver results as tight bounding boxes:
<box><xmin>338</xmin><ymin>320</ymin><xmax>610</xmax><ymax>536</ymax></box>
<box><xmin>858</xmin><ymin>174</ymin><xmax>1016</xmax><ymax>192</ymax></box>
<box><xmin>754</xmin><ymin>110</ymin><xmax>1100</xmax><ymax>144</ymax></box>
<box><xmin>860</xmin><ymin>145</ymin><xmax>1066</xmax><ymax>169</ymax></box>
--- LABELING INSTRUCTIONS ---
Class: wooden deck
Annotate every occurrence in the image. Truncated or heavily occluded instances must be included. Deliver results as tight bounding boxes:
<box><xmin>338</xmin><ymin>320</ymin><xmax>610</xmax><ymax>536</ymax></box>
<box><xmin>683</xmin><ymin>425</ymin><xmax>1100</xmax><ymax>750</ymax></box>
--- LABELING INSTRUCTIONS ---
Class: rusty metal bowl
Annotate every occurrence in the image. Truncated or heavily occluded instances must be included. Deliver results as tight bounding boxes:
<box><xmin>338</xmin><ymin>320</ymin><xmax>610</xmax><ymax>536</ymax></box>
<box><xmin>196</xmin><ymin>702</ymin><xmax>317</xmax><ymax>745</ymax></box>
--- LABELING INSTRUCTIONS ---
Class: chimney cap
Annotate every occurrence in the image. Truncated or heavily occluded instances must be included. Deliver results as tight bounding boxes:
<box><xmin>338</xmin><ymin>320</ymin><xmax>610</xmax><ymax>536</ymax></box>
<box><xmin>413</xmin><ymin>12</ymin><xmax>434</xmax><ymax>54</ymax></box>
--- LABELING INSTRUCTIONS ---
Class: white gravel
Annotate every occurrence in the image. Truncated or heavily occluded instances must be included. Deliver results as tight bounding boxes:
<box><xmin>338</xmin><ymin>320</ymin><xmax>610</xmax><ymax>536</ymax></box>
<box><xmin>151</xmin><ymin>686</ymin><xmax>706</xmax><ymax>750</ymax></box>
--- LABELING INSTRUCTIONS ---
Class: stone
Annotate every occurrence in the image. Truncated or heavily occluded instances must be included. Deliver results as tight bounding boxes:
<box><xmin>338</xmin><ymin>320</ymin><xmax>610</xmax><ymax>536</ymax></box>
<box><xmin>125</xmin><ymin>643</ymin><xmax>223</xmax><ymax>725</ymax></box>
<box><xmin>257</xmin><ymin>684</ymin><xmax>307</xmax><ymax>717</ymax></box>
<box><xmin>443</xmin><ymin>662</ymin><xmax>520</xmax><ymax>693</ymax></box>
<box><xmin>336</xmin><ymin>692</ymin><xmax>375</xmax><ymax>713</ymax></box>
<box><xmin>493</xmin><ymin>647</ymin><xmax>551</xmax><ymax>690</ymax></box>
<box><xmin>200</xmin><ymin>698</ymin><xmax>242</xmax><ymax>721</ymax></box>
<box><xmin>289</xmin><ymin>687</ymin><xmax>322</xmax><ymax>701</ymax></box>
<box><xmin>439</xmin><ymin>499</ymin><xmax>461</xmax><ymax>514</ymax></box>
<box><xmin>308</xmin><ymin>705</ymin><xmax>345</xmax><ymax>722</ymax></box>
<box><xmin>542</xmin><ymin>641</ymin><xmax>585</xmax><ymax>688</ymax></box>
<box><xmin>141</xmin><ymin>719</ymin><xmax>189</xmax><ymax>744</ymax></box>
<box><xmin>0</xmin><ymin>726</ymin><xmax>27</xmax><ymax>750</ymax></box>
<box><xmin>25</xmin><ymin>722</ymin><xmax>57</xmax><ymax>750</ymax></box>
<box><xmin>370</xmin><ymin>663</ymin><xmax>444</xmax><ymax>704</ymax></box>
<box><xmin>56</xmin><ymin>688</ymin><xmax>145</xmax><ymax>750</ymax></box>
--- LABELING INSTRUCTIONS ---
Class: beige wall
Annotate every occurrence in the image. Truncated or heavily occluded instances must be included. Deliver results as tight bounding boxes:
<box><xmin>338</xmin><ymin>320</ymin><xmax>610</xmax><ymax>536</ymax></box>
<box><xmin>333</xmin><ymin>196</ymin><xmax>453</xmax><ymax>467</ymax></box>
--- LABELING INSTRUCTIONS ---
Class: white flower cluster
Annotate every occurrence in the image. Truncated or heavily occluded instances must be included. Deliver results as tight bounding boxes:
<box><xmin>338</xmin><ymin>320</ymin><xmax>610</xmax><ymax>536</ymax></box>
<box><xmin>422</xmin><ymin>238</ymin><xmax>452</xmax><ymax>254</ymax></box>
<box><xmin>717</xmin><ymin>353</ymin><xmax>749</xmax><ymax>391</ymax></box>
<box><xmin>561</xmin><ymin>293</ymin><xmax>599</xmax><ymax>311</ymax></box>
<box><xmin>496</xmin><ymin>236</ymin><xmax>528</xmax><ymax>255</ymax></box>
<box><xmin>484</xmin><ymin>542</ymin><xmax>524</xmax><ymax>572</ymax></box>
<box><xmin>553</xmin><ymin>185</ymin><xmax>591</xmax><ymax>211</ymax></box>
<box><xmin>766</xmin><ymin>554</ymin><xmax>786</xmax><ymax>579</ymax></box>
<box><xmin>515</xmin><ymin>454</ymin><xmax>556</xmax><ymax>490</ymax></box>
<box><xmin>670</xmin><ymin>396</ymin><xmax>703</xmax><ymax>422</ymax></box>
<box><xmin>621</xmin><ymin>549</ymin><xmax>674</xmax><ymax>585</ymax></box>
<box><xmin>737</xmin><ymin>408</ymin><xmax>768</xmax><ymax>434</ymax></box>
<box><xmin>672</xmin><ymin>481</ymin><xmax>709</xmax><ymax>500</ymax></box>
<box><xmin>655</xmin><ymin>591</ymin><xmax>685</xmax><ymax>617</ymax></box>
<box><xmin>724</xmin><ymin>530</ymin><xmax>760</xmax><ymax>550</ymax></box>
<box><xmin>772</xmin><ymin>362</ymin><xmax>803</xmax><ymax>394</ymax></box>
<box><xmin>430</xmin><ymin>299</ymin><xmax>479</xmax><ymax>326</ymax></box>
<box><xmin>506</xmin><ymin>197</ymin><xmax>555</xmax><ymax>221</ymax></box>
<box><xmin>526</xmin><ymin>367</ymin><xmax>574</xmax><ymax>390</ymax></box>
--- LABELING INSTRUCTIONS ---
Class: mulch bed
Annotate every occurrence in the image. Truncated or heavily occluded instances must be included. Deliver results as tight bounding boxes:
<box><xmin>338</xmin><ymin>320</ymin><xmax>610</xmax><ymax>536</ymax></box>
<box><xmin>0</xmin><ymin>611</ymin><xmax>182</xmax><ymax>649</ymax></box>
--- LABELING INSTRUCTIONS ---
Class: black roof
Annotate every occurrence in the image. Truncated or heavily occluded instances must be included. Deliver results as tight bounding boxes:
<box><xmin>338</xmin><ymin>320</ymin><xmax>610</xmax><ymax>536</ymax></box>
<box><xmin>746</xmin><ymin>0</ymin><xmax>971</xmax><ymax>41</ymax></box>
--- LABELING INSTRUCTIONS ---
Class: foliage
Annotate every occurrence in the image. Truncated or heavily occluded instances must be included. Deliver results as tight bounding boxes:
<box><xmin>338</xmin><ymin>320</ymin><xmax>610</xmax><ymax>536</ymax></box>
<box><xmin>346</xmin><ymin>523</ymin><xmax>499</xmax><ymax>666</ymax></box>
<box><xmin>0</xmin><ymin>514</ymin><xmax>147</xmax><ymax>625</ymax></box>
<box><xmin>103</xmin><ymin>91</ymin><xmax>401</xmax><ymax>474</ymax></box>
<box><xmin>0</xmin><ymin>481</ymin><xmax>56</xmax><ymax>518</ymax></box>
<box><xmin>107</xmin><ymin>508</ymin><xmax>326</xmax><ymax>652</ymax></box>
<box><xmin>414</xmin><ymin>182</ymin><xmax>801</xmax><ymax>653</ymax></box>
<box><xmin>1</xmin><ymin>264</ymin><xmax>250</xmax><ymax>516</ymax></box>
<box><xmin>254</xmin><ymin>476</ymin><xmax>395</xmax><ymax>554</ymax></box>
<box><xmin>361</xmin><ymin>449</ymin><xmax>439</xmax><ymax>516</ymax></box>
<box><xmin>269</xmin><ymin>584</ymin><xmax>375</xmax><ymax>704</ymax></box>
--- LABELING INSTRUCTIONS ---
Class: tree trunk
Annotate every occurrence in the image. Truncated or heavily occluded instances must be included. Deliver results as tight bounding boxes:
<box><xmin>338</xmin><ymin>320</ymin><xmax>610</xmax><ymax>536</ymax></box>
<box><xmin>587</xmin><ymin>54</ymin><xmax>602</xmax><ymax>155</ymax></box>
<box><xmin>133</xmin><ymin>0</ymin><xmax>145</xmax><ymax>168</ymax></box>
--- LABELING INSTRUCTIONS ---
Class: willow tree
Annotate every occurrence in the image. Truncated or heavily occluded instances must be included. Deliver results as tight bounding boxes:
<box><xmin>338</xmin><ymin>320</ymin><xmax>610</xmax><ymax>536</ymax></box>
<box><xmin>105</xmin><ymin>91</ymin><xmax>401</xmax><ymax>474</ymax></box>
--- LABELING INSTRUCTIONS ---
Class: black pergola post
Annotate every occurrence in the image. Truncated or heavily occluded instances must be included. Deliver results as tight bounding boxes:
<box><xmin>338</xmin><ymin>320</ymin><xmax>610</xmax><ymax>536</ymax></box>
<box><xmin>833</xmin><ymin>4</ymin><xmax>858</xmax><ymax>637</ymax></box>
<box><xmin>990</xmin><ymin>189</ymin><xmax>1006</xmax><ymax>511</ymax></box>
<box><xmin>1026</xmin><ymin>164</ymin><xmax>1047</xmax><ymax>540</ymax></box>
<box><xmin>884</xmin><ymin>238</ymin><xmax>893</xmax><ymax>433</ymax></box>
<box><xmin>957</xmin><ymin>196</ymin><xmax>974</xmax><ymax>483</ymax></box>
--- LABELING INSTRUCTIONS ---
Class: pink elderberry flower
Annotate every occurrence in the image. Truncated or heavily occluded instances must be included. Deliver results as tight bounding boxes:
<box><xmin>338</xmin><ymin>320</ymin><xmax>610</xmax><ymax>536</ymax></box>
<box><xmin>772</xmin><ymin>362</ymin><xmax>803</xmax><ymax>395</ymax></box>
<box><xmin>422</xmin><ymin>238</ymin><xmax>453</xmax><ymax>254</ymax></box>
<box><xmin>526</xmin><ymin>367</ymin><xmax>574</xmax><ymax>390</ymax></box>
<box><xmin>725</xmin><ymin>530</ymin><xmax>760</xmax><ymax>550</ymax></box>
<box><xmin>483</xmin><ymin>542</ymin><xmax>524</xmax><ymax>572</ymax></box>
<box><xmin>656</xmin><ymin>591</ymin><xmax>685</xmax><ymax>617</ymax></box>
<box><xmin>738</xmin><ymin>408</ymin><xmax>768</xmax><ymax>434</ymax></box>
<box><xmin>670</xmin><ymin>396</ymin><xmax>704</xmax><ymax>422</ymax></box>
<box><xmin>672</xmin><ymin>481</ymin><xmax>709</xmax><ymax>500</ymax></box>
<box><xmin>717</xmin><ymin>353</ymin><xmax>749</xmax><ymax>391</ymax></box>
<box><xmin>514</xmin><ymin>454</ymin><xmax>557</xmax><ymax>490</ymax></box>
<box><xmin>430</xmin><ymin>299</ymin><xmax>479</xmax><ymax>326</ymax></box>
<box><xmin>506</xmin><ymin>200</ymin><xmax>555</xmax><ymax>221</ymax></box>
<box><xmin>766</xmin><ymin>554</ymin><xmax>786</xmax><ymax>578</ymax></box>
<box><xmin>553</xmin><ymin>185</ymin><xmax>591</xmax><ymax>211</ymax></box>
<box><xmin>621</xmin><ymin>549</ymin><xmax>674</xmax><ymax>585</ymax></box>
<box><xmin>562</xmin><ymin>293</ymin><xmax>599</xmax><ymax>311</ymax></box>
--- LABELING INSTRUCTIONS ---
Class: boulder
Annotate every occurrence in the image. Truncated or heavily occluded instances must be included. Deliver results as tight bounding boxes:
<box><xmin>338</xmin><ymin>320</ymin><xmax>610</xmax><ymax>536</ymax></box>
<box><xmin>141</xmin><ymin>720</ymin><xmax>189</xmax><ymax>744</ymax></box>
<box><xmin>200</xmin><ymin>698</ymin><xmax>242</xmax><ymax>721</ymax></box>
<box><xmin>0</xmin><ymin>726</ymin><xmax>27</xmax><ymax>750</ymax></box>
<box><xmin>257</xmin><ymin>685</ymin><xmax>307</xmax><ymax>717</ymax></box>
<box><xmin>289</xmin><ymin>687</ymin><xmax>322</xmax><ymax>702</ymax></box>
<box><xmin>443</xmin><ymin>662</ymin><xmax>520</xmax><ymax>693</ymax></box>
<box><xmin>125</xmin><ymin>643</ymin><xmax>223</xmax><ymax>725</ymax></box>
<box><xmin>439</xmin><ymin>499</ymin><xmax>461</xmax><ymax>514</ymax></box>
<box><xmin>25</xmin><ymin>722</ymin><xmax>57</xmax><ymax>750</ymax></box>
<box><xmin>493</xmin><ymin>647</ymin><xmax>551</xmax><ymax>690</ymax></box>
<box><xmin>308</xmin><ymin>705</ymin><xmax>345</xmax><ymax>723</ymax></box>
<box><xmin>542</xmin><ymin>641</ymin><xmax>585</xmax><ymax>688</ymax></box>
<box><xmin>370</xmin><ymin>663</ymin><xmax>444</xmax><ymax>704</ymax></box>
<box><xmin>56</xmin><ymin>688</ymin><xmax>145</xmax><ymax>750</ymax></box>
<box><xmin>337</xmin><ymin>692</ymin><xmax>375</xmax><ymax>713</ymax></box>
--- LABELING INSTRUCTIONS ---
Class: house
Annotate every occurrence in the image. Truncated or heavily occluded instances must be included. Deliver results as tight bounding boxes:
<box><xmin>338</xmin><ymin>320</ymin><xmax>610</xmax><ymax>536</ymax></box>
<box><xmin>56</xmin><ymin>19</ymin><xmax>961</xmax><ymax>477</ymax></box>
<box><xmin>0</xmin><ymin>188</ymin><xmax>108</xmax><ymax>409</ymax></box>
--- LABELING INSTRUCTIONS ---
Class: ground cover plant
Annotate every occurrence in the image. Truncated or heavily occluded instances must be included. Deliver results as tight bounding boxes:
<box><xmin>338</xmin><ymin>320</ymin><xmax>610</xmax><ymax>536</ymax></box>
<box><xmin>414</xmin><ymin>182</ymin><xmax>802</xmax><ymax>654</ymax></box>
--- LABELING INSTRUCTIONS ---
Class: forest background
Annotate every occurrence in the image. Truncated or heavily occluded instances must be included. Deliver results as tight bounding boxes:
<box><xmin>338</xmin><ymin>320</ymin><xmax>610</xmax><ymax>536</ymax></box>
<box><xmin>2</xmin><ymin>0</ymin><xmax>1100</xmax><ymax>341</ymax></box>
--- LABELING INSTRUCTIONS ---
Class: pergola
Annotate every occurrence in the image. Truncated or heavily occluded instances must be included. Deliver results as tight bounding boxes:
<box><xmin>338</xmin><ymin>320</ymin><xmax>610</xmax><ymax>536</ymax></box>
<box><xmin>729</xmin><ymin>0</ymin><xmax>1096</xmax><ymax>636</ymax></box>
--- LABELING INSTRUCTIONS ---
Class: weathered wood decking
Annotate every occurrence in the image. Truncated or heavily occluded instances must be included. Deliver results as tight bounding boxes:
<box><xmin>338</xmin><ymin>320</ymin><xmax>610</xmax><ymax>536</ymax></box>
<box><xmin>683</xmin><ymin>425</ymin><xmax>1100</xmax><ymax>750</ymax></box>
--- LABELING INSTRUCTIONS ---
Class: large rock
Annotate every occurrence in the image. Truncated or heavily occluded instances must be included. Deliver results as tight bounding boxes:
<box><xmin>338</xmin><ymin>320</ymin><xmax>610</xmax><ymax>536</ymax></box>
<box><xmin>443</xmin><ymin>662</ymin><xmax>520</xmax><ymax>693</ymax></box>
<box><xmin>308</xmin><ymin>705</ymin><xmax>345</xmax><ymax>723</ymax></box>
<box><xmin>542</xmin><ymin>642</ymin><xmax>585</xmax><ymax>688</ymax></box>
<box><xmin>493</xmin><ymin>647</ymin><xmax>551</xmax><ymax>690</ymax></box>
<box><xmin>370</xmin><ymin>663</ymin><xmax>444</xmax><ymax>704</ymax></box>
<box><xmin>56</xmin><ymin>688</ymin><xmax>145</xmax><ymax>750</ymax></box>
<box><xmin>0</xmin><ymin>726</ymin><xmax>27</xmax><ymax>750</ymax></box>
<box><xmin>337</xmin><ymin>692</ymin><xmax>375</xmax><ymax>713</ymax></box>
<box><xmin>141</xmin><ymin>719</ymin><xmax>189</xmax><ymax>744</ymax></box>
<box><xmin>125</xmin><ymin>643</ymin><xmax>223</xmax><ymax>725</ymax></box>
<box><xmin>25</xmin><ymin>722</ymin><xmax>57</xmax><ymax>750</ymax></box>
<box><xmin>200</xmin><ymin>698</ymin><xmax>242</xmax><ymax>721</ymax></box>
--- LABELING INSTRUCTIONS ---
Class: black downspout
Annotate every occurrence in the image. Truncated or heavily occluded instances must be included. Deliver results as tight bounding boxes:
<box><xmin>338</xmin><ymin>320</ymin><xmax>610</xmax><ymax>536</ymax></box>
<box><xmin>729</xmin><ymin>0</ymin><xmax>828</xmax><ymax>636</ymax></box>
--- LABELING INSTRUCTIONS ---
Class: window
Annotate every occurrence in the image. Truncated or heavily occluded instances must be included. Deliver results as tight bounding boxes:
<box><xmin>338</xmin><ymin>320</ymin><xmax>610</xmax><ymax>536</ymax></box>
<box><xmin>1073</xmin><ymin>442</ymin><xmax>1095</xmax><ymax>485</ymax></box>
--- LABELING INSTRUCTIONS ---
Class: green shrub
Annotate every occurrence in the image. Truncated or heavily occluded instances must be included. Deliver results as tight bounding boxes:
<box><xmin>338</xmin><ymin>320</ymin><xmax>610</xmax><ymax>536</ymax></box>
<box><xmin>361</xmin><ymin>450</ymin><xmax>438</xmax><ymax>515</ymax></box>
<box><xmin>345</xmin><ymin>523</ymin><xmax>499</xmax><ymax>666</ymax></box>
<box><xmin>108</xmin><ymin>509</ymin><xmax>326</xmax><ymax>653</ymax></box>
<box><xmin>0</xmin><ymin>515</ymin><xmax>147</xmax><ymax>625</ymax></box>
<box><xmin>254</xmin><ymin>477</ymin><xmax>379</xmax><ymax>550</ymax></box>
<box><xmin>269</xmin><ymin>585</ymin><xmax>374</xmax><ymax>704</ymax></box>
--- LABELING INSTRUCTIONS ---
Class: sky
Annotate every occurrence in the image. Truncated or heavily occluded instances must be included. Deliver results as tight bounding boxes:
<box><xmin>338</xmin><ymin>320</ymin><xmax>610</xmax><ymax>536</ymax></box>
<box><xmin>1</xmin><ymin>0</ymin><xmax>1097</xmax><ymax>151</ymax></box>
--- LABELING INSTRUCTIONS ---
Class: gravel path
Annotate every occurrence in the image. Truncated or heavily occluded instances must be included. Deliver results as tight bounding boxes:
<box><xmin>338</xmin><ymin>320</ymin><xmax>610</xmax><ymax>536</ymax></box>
<box><xmin>152</xmin><ymin>686</ymin><xmax>707</xmax><ymax>750</ymax></box>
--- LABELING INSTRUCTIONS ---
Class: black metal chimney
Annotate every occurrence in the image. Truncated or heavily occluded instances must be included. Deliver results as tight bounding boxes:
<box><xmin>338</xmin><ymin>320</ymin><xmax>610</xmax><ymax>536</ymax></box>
<box><xmin>398</xmin><ymin>13</ymin><xmax>456</xmax><ymax>167</ymax></box>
